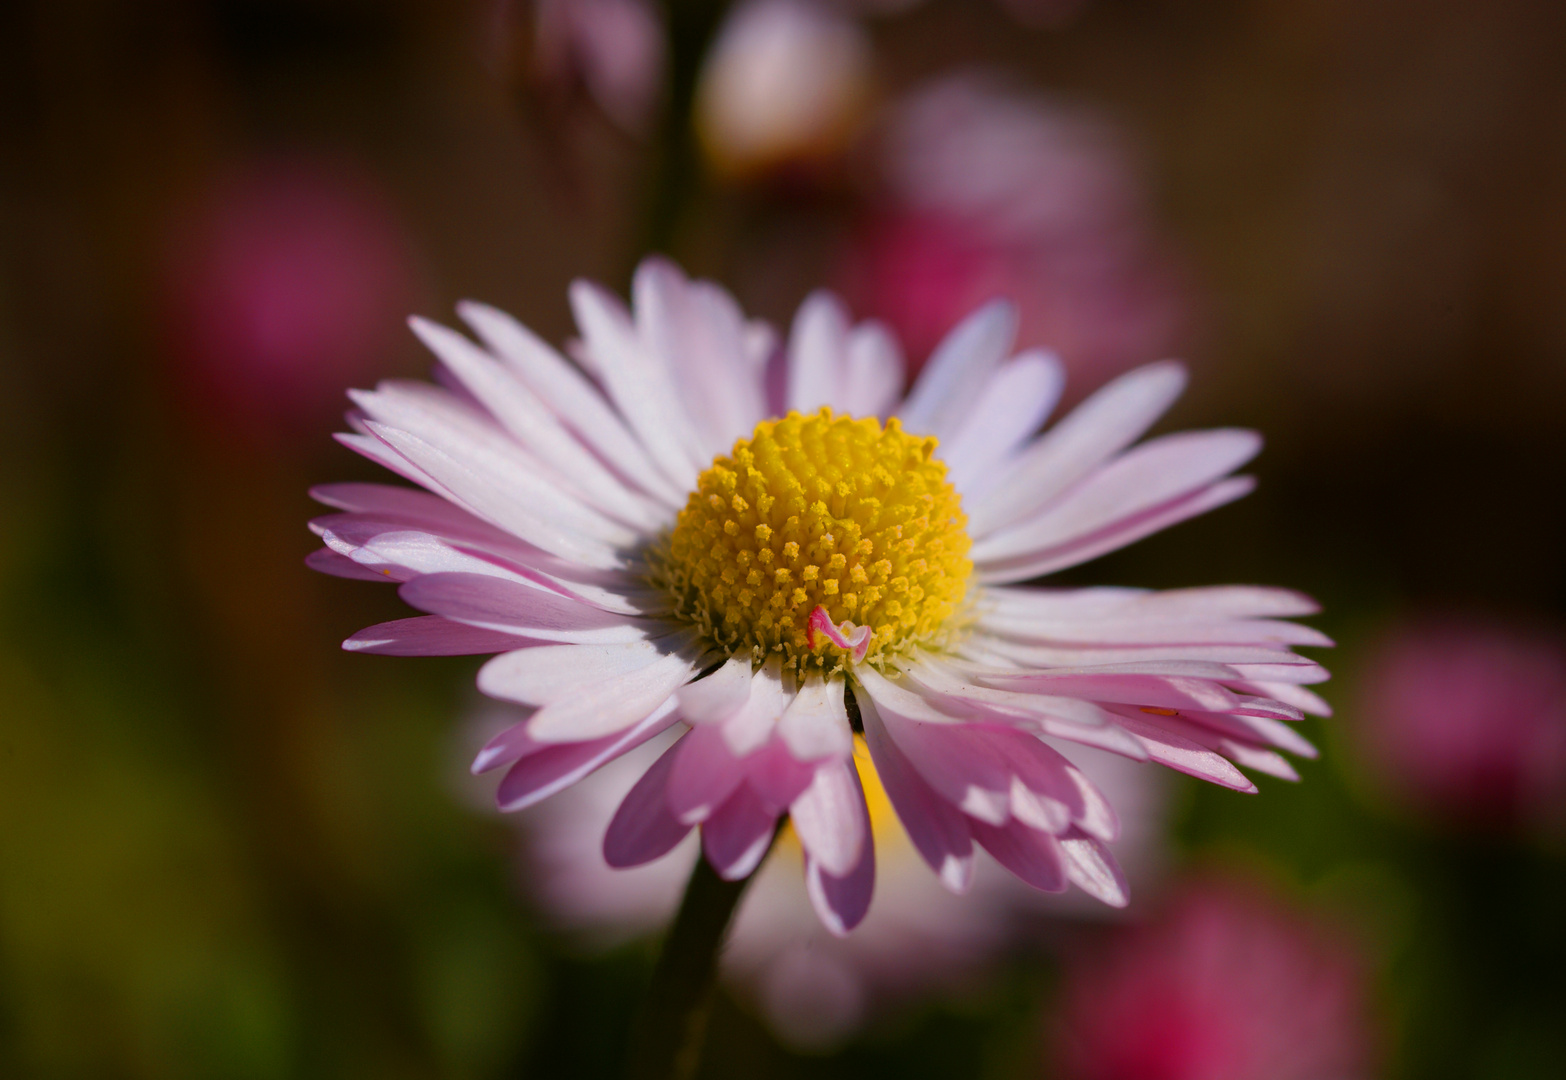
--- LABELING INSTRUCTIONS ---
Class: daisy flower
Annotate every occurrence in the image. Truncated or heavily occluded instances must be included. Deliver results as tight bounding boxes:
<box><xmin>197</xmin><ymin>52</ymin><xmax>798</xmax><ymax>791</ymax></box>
<box><xmin>309</xmin><ymin>257</ymin><xmax>1329</xmax><ymax>935</ymax></box>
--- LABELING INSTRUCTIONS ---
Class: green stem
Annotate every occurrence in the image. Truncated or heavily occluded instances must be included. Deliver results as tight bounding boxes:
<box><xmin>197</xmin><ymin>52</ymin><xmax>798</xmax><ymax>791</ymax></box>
<box><xmin>624</xmin><ymin>850</ymin><xmax>761</xmax><ymax>1080</ymax></box>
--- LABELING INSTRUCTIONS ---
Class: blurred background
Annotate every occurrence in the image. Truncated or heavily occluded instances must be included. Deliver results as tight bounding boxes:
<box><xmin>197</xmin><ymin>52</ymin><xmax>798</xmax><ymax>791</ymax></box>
<box><xmin>3</xmin><ymin>1</ymin><xmax>1565</xmax><ymax>1077</ymax></box>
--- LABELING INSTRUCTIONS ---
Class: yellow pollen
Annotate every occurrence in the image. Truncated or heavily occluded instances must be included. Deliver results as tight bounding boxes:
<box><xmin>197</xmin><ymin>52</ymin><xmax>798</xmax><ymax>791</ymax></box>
<box><xmin>652</xmin><ymin>408</ymin><xmax>972</xmax><ymax>672</ymax></box>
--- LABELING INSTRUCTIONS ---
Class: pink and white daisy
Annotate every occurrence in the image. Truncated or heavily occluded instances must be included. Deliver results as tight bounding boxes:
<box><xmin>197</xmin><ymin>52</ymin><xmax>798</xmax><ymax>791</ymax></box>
<box><xmin>309</xmin><ymin>256</ymin><xmax>1329</xmax><ymax>935</ymax></box>
<box><xmin>504</xmin><ymin>714</ymin><xmax>1166</xmax><ymax>1048</ymax></box>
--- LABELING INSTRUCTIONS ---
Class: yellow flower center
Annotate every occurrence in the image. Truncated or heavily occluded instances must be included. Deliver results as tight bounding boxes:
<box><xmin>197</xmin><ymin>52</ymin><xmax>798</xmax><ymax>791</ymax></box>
<box><xmin>652</xmin><ymin>408</ymin><xmax>972</xmax><ymax>672</ymax></box>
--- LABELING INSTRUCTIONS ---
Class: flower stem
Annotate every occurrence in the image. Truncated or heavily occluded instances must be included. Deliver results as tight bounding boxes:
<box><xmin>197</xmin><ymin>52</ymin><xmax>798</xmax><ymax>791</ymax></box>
<box><xmin>624</xmin><ymin>851</ymin><xmax>759</xmax><ymax>1080</ymax></box>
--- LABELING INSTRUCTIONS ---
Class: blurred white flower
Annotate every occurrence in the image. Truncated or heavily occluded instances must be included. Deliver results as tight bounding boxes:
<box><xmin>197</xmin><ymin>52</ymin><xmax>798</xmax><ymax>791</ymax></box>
<box><xmin>695</xmin><ymin>0</ymin><xmax>874</xmax><ymax>179</ymax></box>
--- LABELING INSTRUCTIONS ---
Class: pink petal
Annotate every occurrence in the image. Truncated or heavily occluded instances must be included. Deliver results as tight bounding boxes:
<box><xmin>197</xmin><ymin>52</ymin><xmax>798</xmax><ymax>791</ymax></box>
<box><xmin>786</xmin><ymin>290</ymin><xmax>851</xmax><ymax>415</ymax></box>
<box><xmin>970</xmin><ymin>818</ymin><xmax>1068</xmax><ymax>893</ymax></box>
<box><xmin>742</xmin><ymin>740</ymin><xmax>819</xmax><ymax>809</ymax></box>
<box><xmin>345</xmin><ymin>616</ymin><xmax>534</xmax><ymax>656</ymax></box>
<box><xmin>971</xmin><ymin>428</ymin><xmax>1262</xmax><ymax>563</ymax></box>
<box><xmin>870</xmin><ymin>707</ymin><xmax>1012</xmax><ymax>826</ymax></box>
<box><xmin>494</xmin><ymin>697</ymin><xmax>679</xmax><ymax>809</ymax></box>
<box><xmin>941</xmin><ymin>350</ymin><xmax>1065</xmax><ymax>497</ymax></box>
<box><xmin>398</xmin><ymin>571</ymin><xmax>647</xmax><ymax>643</ymax></box>
<box><xmin>365</xmin><ymin>420</ymin><xmax>627</xmax><ymax>569</ymax></box>
<box><xmin>568</xmin><ymin>278</ymin><xmax>705</xmax><ymax>493</ymax></box>
<box><xmin>603</xmin><ymin>738</ymin><xmax>692</xmax><ymax>867</ymax></box>
<box><xmin>666</xmin><ymin>724</ymin><xmax>746</xmax><ymax>824</ymax></box>
<box><xmin>675</xmin><ymin>656</ymin><xmax>753</xmax><ymax>725</ymax></box>
<box><xmin>1112</xmin><ymin>713</ymin><xmax>1258</xmax><ymax>792</ymax></box>
<box><xmin>967</xmin><ymin>360</ymin><xmax>1186</xmax><ymax>536</ymax></box>
<box><xmin>1059</xmin><ymin>831</ymin><xmax>1129</xmax><ymax>907</ymax></box>
<box><xmin>789</xmin><ymin>758</ymin><xmax>868</xmax><ymax>877</ymax></box>
<box><xmin>976</xmin><ymin>476</ymin><xmax>1257</xmax><ymax>583</ymax></box>
<box><xmin>777</xmin><ymin>672</ymin><xmax>853</xmax><ymax>761</ymax></box>
<box><xmin>701</xmin><ymin>785</ymin><xmax>779</xmax><ymax>880</ymax></box>
<box><xmin>859</xmin><ymin>694</ymin><xmax>975</xmax><ymax>893</ymax></box>
<box><xmin>841</xmin><ymin>320</ymin><xmax>903</xmax><ymax>419</ymax></box>
<box><xmin>409</xmin><ymin>315</ymin><xmax>666</xmax><ymax>531</ymax></box>
<box><xmin>457</xmin><ymin>299</ymin><xmax>687</xmax><ymax>509</ymax></box>
<box><xmin>803</xmin><ymin>770</ymin><xmax>876</xmax><ymax>936</ymax></box>
<box><xmin>307</xmin><ymin>547</ymin><xmax>399</xmax><ymax>581</ymax></box>
<box><xmin>477</xmin><ymin>634</ymin><xmax>693</xmax><ymax>706</ymax></box>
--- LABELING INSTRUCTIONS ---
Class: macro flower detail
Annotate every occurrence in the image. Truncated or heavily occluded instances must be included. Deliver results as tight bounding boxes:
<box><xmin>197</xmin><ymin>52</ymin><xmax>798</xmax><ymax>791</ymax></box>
<box><xmin>309</xmin><ymin>257</ymin><xmax>1329</xmax><ymax>935</ymax></box>
<box><xmin>511</xmin><ymin>715</ymin><xmax>1167</xmax><ymax>1049</ymax></box>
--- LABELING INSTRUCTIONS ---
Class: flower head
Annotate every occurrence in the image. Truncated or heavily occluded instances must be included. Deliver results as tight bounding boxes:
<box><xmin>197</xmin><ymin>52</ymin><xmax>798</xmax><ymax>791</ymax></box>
<box><xmin>310</xmin><ymin>257</ymin><xmax>1328</xmax><ymax>934</ymax></box>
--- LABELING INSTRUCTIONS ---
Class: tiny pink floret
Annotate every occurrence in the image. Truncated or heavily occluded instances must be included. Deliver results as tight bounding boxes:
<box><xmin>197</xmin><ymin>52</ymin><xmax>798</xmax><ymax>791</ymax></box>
<box><xmin>807</xmin><ymin>606</ymin><xmax>872</xmax><ymax>664</ymax></box>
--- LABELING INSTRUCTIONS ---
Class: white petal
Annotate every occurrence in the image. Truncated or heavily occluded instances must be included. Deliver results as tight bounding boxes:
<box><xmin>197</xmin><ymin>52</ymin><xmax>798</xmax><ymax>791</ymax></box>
<box><xmin>841</xmin><ymin>320</ymin><xmax>904</xmax><ymax>418</ymax></box>
<box><xmin>976</xmin><ymin>476</ymin><xmax>1257</xmax><ymax>582</ymax></box>
<box><xmin>676</xmin><ymin>655</ymin><xmax>754</xmax><ymax>724</ymax></box>
<box><xmin>786</xmin><ymin>290</ymin><xmax>851</xmax><ymax>415</ymax></box>
<box><xmin>968</xmin><ymin>360</ymin><xmax>1187</xmax><ymax>536</ymax></box>
<box><xmin>898</xmin><ymin>300</ymin><xmax>1016</xmax><ymax>438</ymax></box>
<box><xmin>940</xmin><ymin>350</ymin><xmax>1065</xmax><ymax>497</ymax></box>
<box><xmin>720</xmin><ymin>655</ymin><xmax>793</xmax><ymax>756</ymax></box>
<box><xmin>790</xmin><ymin>757</ymin><xmax>867</xmax><ymax>878</ymax></box>
<box><xmin>570</xmin><ymin>278</ymin><xmax>704</xmax><ymax>492</ymax></box>
<box><xmin>410</xmin><ymin>316</ymin><xmax>668</xmax><ymax>531</ymax></box>
<box><xmin>477</xmin><ymin>630</ymin><xmax>700</xmax><ymax>708</ymax></box>
<box><xmin>777</xmin><ymin>672</ymin><xmax>853</xmax><ymax>761</ymax></box>
<box><xmin>633</xmin><ymin>259</ymin><xmax>767</xmax><ymax>455</ymax></box>
<box><xmin>365</xmin><ymin>421</ymin><xmax>628</xmax><ymax>569</ymax></box>
<box><xmin>971</xmin><ymin>429</ymin><xmax>1262</xmax><ymax>563</ymax></box>
<box><xmin>457</xmin><ymin>300</ymin><xmax>687</xmax><ymax>507</ymax></box>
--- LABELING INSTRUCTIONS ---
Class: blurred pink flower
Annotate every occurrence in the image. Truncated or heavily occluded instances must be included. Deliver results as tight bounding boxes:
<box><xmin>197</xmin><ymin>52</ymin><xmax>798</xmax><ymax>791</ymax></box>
<box><xmin>160</xmin><ymin>157</ymin><xmax>417</xmax><ymax>444</ymax></box>
<box><xmin>1356</xmin><ymin>618</ymin><xmax>1566</xmax><ymax>831</ymax></box>
<box><xmin>842</xmin><ymin>75</ymin><xmax>1185</xmax><ymax>390</ymax></box>
<box><xmin>1053</xmin><ymin>878</ymin><xmax>1376</xmax><ymax>1080</ymax></box>
<box><xmin>505</xmin><ymin>718</ymin><xmax>1166</xmax><ymax>1048</ymax></box>
<box><xmin>530</xmin><ymin>0</ymin><xmax>666</xmax><ymax>135</ymax></box>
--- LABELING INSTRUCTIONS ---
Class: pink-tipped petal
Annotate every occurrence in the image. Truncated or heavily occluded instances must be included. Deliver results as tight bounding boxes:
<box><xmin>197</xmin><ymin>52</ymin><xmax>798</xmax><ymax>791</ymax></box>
<box><xmin>804</xmin><ymin>782</ymin><xmax>876</xmax><ymax>938</ymax></box>
<box><xmin>1058</xmin><ymin>832</ymin><xmax>1130</xmax><ymax>907</ymax></box>
<box><xmin>666</xmin><ymin>724</ymin><xmax>746</xmax><ymax>825</ymax></box>
<box><xmin>603</xmin><ymin>738</ymin><xmax>692</xmax><ymax>868</ymax></box>
<box><xmin>790</xmin><ymin>758</ymin><xmax>868</xmax><ymax>878</ymax></box>
<box><xmin>702</xmin><ymin>785</ymin><xmax>779</xmax><ymax>880</ymax></box>
<box><xmin>969</xmin><ymin>818</ymin><xmax>1068</xmax><ymax>893</ymax></box>
<box><xmin>398</xmin><ymin>572</ymin><xmax>647</xmax><ymax>643</ymax></box>
<box><xmin>777</xmin><ymin>672</ymin><xmax>853</xmax><ymax>761</ymax></box>
<box><xmin>307</xmin><ymin>546</ymin><xmax>398</xmax><ymax>581</ymax></box>
<box><xmin>345</xmin><ymin>616</ymin><xmax>534</xmax><ymax>656</ymax></box>
<box><xmin>859</xmin><ymin>693</ymin><xmax>975</xmax><ymax>893</ymax></box>
<box><xmin>496</xmin><ymin>697</ymin><xmax>679</xmax><ymax>810</ymax></box>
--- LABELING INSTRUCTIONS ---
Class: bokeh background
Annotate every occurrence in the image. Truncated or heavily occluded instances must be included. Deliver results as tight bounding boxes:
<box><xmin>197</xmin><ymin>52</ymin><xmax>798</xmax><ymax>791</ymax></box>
<box><xmin>3</xmin><ymin>1</ymin><xmax>1565</xmax><ymax>1077</ymax></box>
